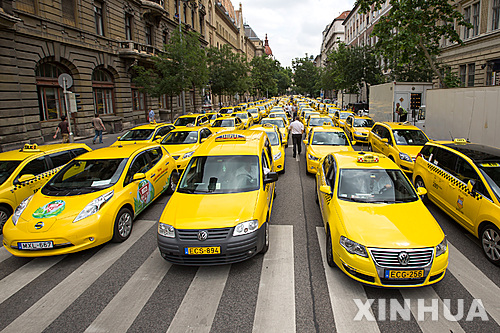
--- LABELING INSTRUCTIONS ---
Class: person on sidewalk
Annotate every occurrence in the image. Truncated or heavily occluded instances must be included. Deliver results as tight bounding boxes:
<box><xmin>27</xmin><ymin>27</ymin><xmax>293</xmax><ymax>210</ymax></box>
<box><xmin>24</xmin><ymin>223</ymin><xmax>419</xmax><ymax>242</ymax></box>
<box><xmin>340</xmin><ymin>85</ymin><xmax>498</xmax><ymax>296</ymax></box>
<box><xmin>289</xmin><ymin>116</ymin><xmax>305</xmax><ymax>158</ymax></box>
<box><xmin>53</xmin><ymin>115</ymin><xmax>69</xmax><ymax>143</ymax></box>
<box><xmin>396</xmin><ymin>103</ymin><xmax>408</xmax><ymax>122</ymax></box>
<box><xmin>92</xmin><ymin>113</ymin><xmax>106</xmax><ymax>144</ymax></box>
<box><xmin>149</xmin><ymin>109</ymin><xmax>156</xmax><ymax>124</ymax></box>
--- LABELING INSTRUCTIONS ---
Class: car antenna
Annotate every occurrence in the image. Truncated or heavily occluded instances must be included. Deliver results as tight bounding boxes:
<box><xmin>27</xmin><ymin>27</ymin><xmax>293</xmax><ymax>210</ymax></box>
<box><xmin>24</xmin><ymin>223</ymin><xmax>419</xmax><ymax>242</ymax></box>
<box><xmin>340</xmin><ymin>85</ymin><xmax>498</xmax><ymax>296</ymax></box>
<box><xmin>449</xmin><ymin>131</ymin><xmax>453</xmax><ymax>140</ymax></box>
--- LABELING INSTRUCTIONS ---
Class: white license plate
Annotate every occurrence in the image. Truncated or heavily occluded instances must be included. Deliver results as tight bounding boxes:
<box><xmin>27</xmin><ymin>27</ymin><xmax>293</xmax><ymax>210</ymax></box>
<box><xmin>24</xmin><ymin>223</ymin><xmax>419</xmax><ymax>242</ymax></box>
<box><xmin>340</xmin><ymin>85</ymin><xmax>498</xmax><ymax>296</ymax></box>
<box><xmin>18</xmin><ymin>241</ymin><xmax>54</xmax><ymax>250</ymax></box>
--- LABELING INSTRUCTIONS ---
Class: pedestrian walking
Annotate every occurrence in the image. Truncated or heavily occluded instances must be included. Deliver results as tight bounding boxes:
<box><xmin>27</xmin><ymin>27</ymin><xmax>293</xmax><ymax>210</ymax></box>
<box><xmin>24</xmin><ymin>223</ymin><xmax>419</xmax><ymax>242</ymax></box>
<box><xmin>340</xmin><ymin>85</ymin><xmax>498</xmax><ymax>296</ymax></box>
<box><xmin>148</xmin><ymin>109</ymin><xmax>156</xmax><ymax>124</ymax></box>
<box><xmin>292</xmin><ymin>104</ymin><xmax>298</xmax><ymax>118</ymax></box>
<box><xmin>53</xmin><ymin>115</ymin><xmax>69</xmax><ymax>143</ymax></box>
<box><xmin>396</xmin><ymin>103</ymin><xmax>407</xmax><ymax>122</ymax></box>
<box><xmin>92</xmin><ymin>113</ymin><xmax>106</xmax><ymax>144</ymax></box>
<box><xmin>289</xmin><ymin>116</ymin><xmax>305</xmax><ymax>158</ymax></box>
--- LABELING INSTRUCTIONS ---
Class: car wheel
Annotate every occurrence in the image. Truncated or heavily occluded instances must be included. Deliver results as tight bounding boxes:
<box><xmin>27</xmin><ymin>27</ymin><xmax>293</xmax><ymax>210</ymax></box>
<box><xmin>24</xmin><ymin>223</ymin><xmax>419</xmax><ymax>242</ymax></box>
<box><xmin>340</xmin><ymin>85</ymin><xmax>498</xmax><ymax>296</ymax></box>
<box><xmin>326</xmin><ymin>228</ymin><xmax>336</xmax><ymax>268</ymax></box>
<box><xmin>112</xmin><ymin>207</ymin><xmax>133</xmax><ymax>243</ymax></box>
<box><xmin>0</xmin><ymin>206</ymin><xmax>12</xmax><ymax>234</ymax></box>
<box><xmin>166</xmin><ymin>171</ymin><xmax>180</xmax><ymax>195</ymax></box>
<box><xmin>260</xmin><ymin>222</ymin><xmax>269</xmax><ymax>254</ymax></box>
<box><xmin>414</xmin><ymin>177</ymin><xmax>429</xmax><ymax>203</ymax></box>
<box><xmin>481</xmin><ymin>224</ymin><xmax>500</xmax><ymax>266</ymax></box>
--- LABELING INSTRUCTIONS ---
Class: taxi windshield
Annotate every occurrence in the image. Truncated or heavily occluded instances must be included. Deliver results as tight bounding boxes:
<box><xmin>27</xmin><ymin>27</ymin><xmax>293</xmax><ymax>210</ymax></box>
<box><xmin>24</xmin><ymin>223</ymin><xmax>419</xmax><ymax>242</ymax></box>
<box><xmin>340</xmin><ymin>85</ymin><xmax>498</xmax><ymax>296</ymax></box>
<box><xmin>266</xmin><ymin>132</ymin><xmax>280</xmax><ymax>146</ymax></box>
<box><xmin>119</xmin><ymin>129</ymin><xmax>154</xmax><ymax>141</ymax></box>
<box><xmin>261</xmin><ymin>119</ymin><xmax>285</xmax><ymax>128</ymax></box>
<box><xmin>312</xmin><ymin>132</ymin><xmax>348</xmax><ymax>146</ymax></box>
<box><xmin>234</xmin><ymin>113</ymin><xmax>248</xmax><ymax>120</ymax></box>
<box><xmin>174</xmin><ymin>117</ymin><xmax>196</xmax><ymax>127</ymax></box>
<box><xmin>162</xmin><ymin>131</ymin><xmax>198</xmax><ymax>144</ymax></box>
<box><xmin>309</xmin><ymin>118</ymin><xmax>333</xmax><ymax>127</ymax></box>
<box><xmin>178</xmin><ymin>155</ymin><xmax>260</xmax><ymax>194</ymax></box>
<box><xmin>353</xmin><ymin>119</ymin><xmax>374</xmax><ymax>127</ymax></box>
<box><xmin>270</xmin><ymin>113</ymin><xmax>287</xmax><ymax>121</ymax></box>
<box><xmin>393</xmin><ymin>130</ymin><xmax>428</xmax><ymax>146</ymax></box>
<box><xmin>248</xmin><ymin>108</ymin><xmax>258</xmax><ymax>114</ymax></box>
<box><xmin>212</xmin><ymin>119</ymin><xmax>235</xmax><ymax>127</ymax></box>
<box><xmin>219</xmin><ymin>108</ymin><xmax>233</xmax><ymax>114</ymax></box>
<box><xmin>42</xmin><ymin>159</ymin><xmax>128</xmax><ymax>195</ymax></box>
<box><xmin>478</xmin><ymin>162</ymin><xmax>500</xmax><ymax>201</ymax></box>
<box><xmin>337</xmin><ymin>169</ymin><xmax>418</xmax><ymax>203</ymax></box>
<box><xmin>339</xmin><ymin>112</ymin><xmax>351</xmax><ymax>119</ymax></box>
<box><xmin>0</xmin><ymin>160</ymin><xmax>21</xmax><ymax>185</ymax></box>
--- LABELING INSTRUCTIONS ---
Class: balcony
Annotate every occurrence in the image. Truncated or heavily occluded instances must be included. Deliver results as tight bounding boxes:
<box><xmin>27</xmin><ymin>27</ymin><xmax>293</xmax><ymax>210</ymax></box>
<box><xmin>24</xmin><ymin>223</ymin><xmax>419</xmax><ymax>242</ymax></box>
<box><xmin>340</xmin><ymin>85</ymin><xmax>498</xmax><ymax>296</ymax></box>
<box><xmin>141</xmin><ymin>0</ymin><xmax>166</xmax><ymax>20</ymax></box>
<box><xmin>118</xmin><ymin>41</ymin><xmax>164</xmax><ymax>59</ymax></box>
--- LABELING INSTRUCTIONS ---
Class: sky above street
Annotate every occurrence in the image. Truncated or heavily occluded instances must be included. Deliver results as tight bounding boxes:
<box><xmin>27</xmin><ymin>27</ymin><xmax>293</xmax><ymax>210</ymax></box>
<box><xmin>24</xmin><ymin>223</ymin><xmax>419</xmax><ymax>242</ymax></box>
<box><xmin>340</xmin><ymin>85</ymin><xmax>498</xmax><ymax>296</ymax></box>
<box><xmin>239</xmin><ymin>0</ymin><xmax>356</xmax><ymax>68</ymax></box>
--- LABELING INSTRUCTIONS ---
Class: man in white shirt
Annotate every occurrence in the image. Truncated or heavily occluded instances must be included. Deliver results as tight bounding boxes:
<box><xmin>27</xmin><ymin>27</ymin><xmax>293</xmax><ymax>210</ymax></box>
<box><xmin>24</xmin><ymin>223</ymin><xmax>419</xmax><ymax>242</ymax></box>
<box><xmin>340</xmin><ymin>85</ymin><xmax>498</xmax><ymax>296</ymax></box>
<box><xmin>289</xmin><ymin>116</ymin><xmax>305</xmax><ymax>158</ymax></box>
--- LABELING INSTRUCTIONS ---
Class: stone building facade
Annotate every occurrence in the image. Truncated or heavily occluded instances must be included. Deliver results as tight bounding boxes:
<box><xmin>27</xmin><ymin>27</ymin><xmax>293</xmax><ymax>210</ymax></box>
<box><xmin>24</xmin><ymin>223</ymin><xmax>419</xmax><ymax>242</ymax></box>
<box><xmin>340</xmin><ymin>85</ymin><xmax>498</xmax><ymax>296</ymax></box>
<box><xmin>0</xmin><ymin>0</ymin><xmax>263</xmax><ymax>151</ymax></box>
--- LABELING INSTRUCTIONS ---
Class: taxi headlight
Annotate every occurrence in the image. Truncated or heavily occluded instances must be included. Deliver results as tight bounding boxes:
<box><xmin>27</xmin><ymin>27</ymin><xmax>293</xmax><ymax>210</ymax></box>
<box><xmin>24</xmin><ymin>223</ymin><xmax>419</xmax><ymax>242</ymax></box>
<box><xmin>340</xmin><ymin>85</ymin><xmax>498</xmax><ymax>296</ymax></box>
<box><xmin>73</xmin><ymin>190</ymin><xmax>114</xmax><ymax>223</ymax></box>
<box><xmin>233</xmin><ymin>219</ymin><xmax>259</xmax><ymax>236</ymax></box>
<box><xmin>339</xmin><ymin>236</ymin><xmax>368</xmax><ymax>257</ymax></box>
<box><xmin>399</xmin><ymin>152</ymin><xmax>412</xmax><ymax>162</ymax></box>
<box><xmin>273</xmin><ymin>151</ymin><xmax>282</xmax><ymax>161</ymax></box>
<box><xmin>182</xmin><ymin>151</ymin><xmax>195</xmax><ymax>159</ymax></box>
<box><xmin>158</xmin><ymin>223</ymin><xmax>175</xmax><ymax>238</ymax></box>
<box><xmin>435</xmin><ymin>237</ymin><xmax>447</xmax><ymax>257</ymax></box>
<box><xmin>12</xmin><ymin>195</ymin><xmax>34</xmax><ymax>226</ymax></box>
<box><xmin>308</xmin><ymin>154</ymin><xmax>320</xmax><ymax>161</ymax></box>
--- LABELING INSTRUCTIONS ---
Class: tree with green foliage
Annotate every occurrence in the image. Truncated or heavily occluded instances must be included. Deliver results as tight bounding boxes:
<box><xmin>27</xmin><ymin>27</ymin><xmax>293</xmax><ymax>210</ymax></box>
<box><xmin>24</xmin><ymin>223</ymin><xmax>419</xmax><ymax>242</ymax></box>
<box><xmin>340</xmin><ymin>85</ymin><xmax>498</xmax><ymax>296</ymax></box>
<box><xmin>250</xmin><ymin>56</ymin><xmax>278</xmax><ymax>98</ymax></box>
<box><xmin>207</xmin><ymin>44</ymin><xmax>250</xmax><ymax>104</ymax></box>
<box><xmin>292</xmin><ymin>55</ymin><xmax>320</xmax><ymax>97</ymax></box>
<box><xmin>276</xmin><ymin>67</ymin><xmax>292</xmax><ymax>96</ymax></box>
<box><xmin>357</xmin><ymin>0</ymin><xmax>471</xmax><ymax>87</ymax></box>
<box><xmin>133</xmin><ymin>29</ymin><xmax>208</xmax><ymax>120</ymax></box>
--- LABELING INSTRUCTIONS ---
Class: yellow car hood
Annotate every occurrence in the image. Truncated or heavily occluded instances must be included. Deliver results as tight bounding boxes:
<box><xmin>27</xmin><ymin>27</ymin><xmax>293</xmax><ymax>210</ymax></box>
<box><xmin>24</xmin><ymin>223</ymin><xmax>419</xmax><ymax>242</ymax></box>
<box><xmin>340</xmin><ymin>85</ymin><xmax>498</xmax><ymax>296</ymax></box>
<box><xmin>398</xmin><ymin>146</ymin><xmax>423</xmax><ymax>159</ymax></box>
<box><xmin>17</xmin><ymin>192</ymin><xmax>106</xmax><ymax>233</ymax></box>
<box><xmin>163</xmin><ymin>144</ymin><xmax>198</xmax><ymax>156</ymax></box>
<box><xmin>164</xmin><ymin>191</ymin><xmax>259</xmax><ymax>229</ymax></box>
<box><xmin>310</xmin><ymin>145</ymin><xmax>352</xmax><ymax>157</ymax></box>
<box><xmin>337</xmin><ymin>200</ymin><xmax>444</xmax><ymax>248</ymax></box>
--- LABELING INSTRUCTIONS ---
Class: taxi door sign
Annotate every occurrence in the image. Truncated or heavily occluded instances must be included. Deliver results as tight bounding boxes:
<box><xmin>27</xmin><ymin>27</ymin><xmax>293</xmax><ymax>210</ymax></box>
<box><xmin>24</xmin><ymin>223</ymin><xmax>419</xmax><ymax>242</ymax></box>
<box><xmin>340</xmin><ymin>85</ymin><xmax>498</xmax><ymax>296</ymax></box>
<box><xmin>457</xmin><ymin>196</ymin><xmax>464</xmax><ymax>210</ymax></box>
<box><xmin>134</xmin><ymin>179</ymin><xmax>155</xmax><ymax>213</ymax></box>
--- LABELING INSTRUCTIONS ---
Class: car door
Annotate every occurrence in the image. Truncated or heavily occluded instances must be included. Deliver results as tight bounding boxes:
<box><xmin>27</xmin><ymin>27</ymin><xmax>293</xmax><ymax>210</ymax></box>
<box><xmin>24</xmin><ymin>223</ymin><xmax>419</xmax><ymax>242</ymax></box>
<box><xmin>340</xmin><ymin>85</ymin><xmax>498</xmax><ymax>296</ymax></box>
<box><xmin>145</xmin><ymin>147</ymin><xmax>172</xmax><ymax>198</ymax></box>
<box><xmin>345</xmin><ymin>116</ymin><xmax>353</xmax><ymax>139</ymax></box>
<box><xmin>13</xmin><ymin>156</ymin><xmax>50</xmax><ymax>203</ymax></box>
<box><xmin>261</xmin><ymin>146</ymin><xmax>274</xmax><ymax>210</ymax></box>
<box><xmin>379</xmin><ymin>126</ymin><xmax>394</xmax><ymax>157</ymax></box>
<box><xmin>430</xmin><ymin>147</ymin><xmax>458</xmax><ymax>213</ymax></box>
<box><xmin>370</xmin><ymin>125</ymin><xmax>382</xmax><ymax>152</ymax></box>
<box><xmin>123</xmin><ymin>150</ymin><xmax>158</xmax><ymax>215</ymax></box>
<box><xmin>318</xmin><ymin>156</ymin><xmax>336</xmax><ymax>228</ymax></box>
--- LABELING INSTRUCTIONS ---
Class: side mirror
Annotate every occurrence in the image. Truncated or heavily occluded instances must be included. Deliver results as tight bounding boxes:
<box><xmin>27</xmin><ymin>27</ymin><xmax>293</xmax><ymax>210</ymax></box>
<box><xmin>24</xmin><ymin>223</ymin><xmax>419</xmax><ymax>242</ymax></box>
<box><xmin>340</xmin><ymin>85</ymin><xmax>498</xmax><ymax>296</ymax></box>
<box><xmin>18</xmin><ymin>174</ymin><xmax>35</xmax><ymax>183</ymax></box>
<box><xmin>319</xmin><ymin>185</ymin><xmax>332</xmax><ymax>195</ymax></box>
<box><xmin>381</xmin><ymin>138</ymin><xmax>389</xmax><ymax>144</ymax></box>
<box><xmin>132</xmin><ymin>173</ymin><xmax>146</xmax><ymax>181</ymax></box>
<box><xmin>351</xmin><ymin>140</ymin><xmax>357</xmax><ymax>145</ymax></box>
<box><xmin>116</xmin><ymin>136</ymin><xmax>121</xmax><ymax>140</ymax></box>
<box><xmin>200</xmin><ymin>137</ymin><xmax>207</xmax><ymax>143</ymax></box>
<box><xmin>467</xmin><ymin>180</ymin><xmax>476</xmax><ymax>193</ymax></box>
<box><xmin>154</xmin><ymin>135</ymin><xmax>162</xmax><ymax>141</ymax></box>
<box><xmin>263</xmin><ymin>172</ymin><xmax>279</xmax><ymax>185</ymax></box>
<box><xmin>417</xmin><ymin>187</ymin><xmax>427</xmax><ymax>197</ymax></box>
<box><xmin>303</xmin><ymin>139</ymin><xmax>308</xmax><ymax>145</ymax></box>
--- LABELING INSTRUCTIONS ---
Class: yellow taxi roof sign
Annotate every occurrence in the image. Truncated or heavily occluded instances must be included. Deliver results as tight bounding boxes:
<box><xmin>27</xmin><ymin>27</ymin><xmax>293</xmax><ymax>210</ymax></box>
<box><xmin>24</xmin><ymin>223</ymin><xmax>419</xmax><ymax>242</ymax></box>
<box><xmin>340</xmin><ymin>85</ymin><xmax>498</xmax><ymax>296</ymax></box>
<box><xmin>357</xmin><ymin>153</ymin><xmax>379</xmax><ymax>163</ymax></box>
<box><xmin>454</xmin><ymin>138</ymin><xmax>468</xmax><ymax>145</ymax></box>
<box><xmin>21</xmin><ymin>144</ymin><xmax>41</xmax><ymax>152</ymax></box>
<box><xmin>214</xmin><ymin>133</ymin><xmax>246</xmax><ymax>142</ymax></box>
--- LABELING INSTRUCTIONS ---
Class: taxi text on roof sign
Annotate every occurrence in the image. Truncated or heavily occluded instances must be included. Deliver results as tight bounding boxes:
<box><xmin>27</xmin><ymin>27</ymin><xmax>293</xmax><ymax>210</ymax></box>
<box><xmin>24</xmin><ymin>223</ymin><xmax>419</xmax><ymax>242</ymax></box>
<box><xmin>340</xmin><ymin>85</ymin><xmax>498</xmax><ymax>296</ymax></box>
<box><xmin>454</xmin><ymin>138</ymin><xmax>468</xmax><ymax>145</ymax></box>
<box><xmin>357</xmin><ymin>154</ymin><xmax>379</xmax><ymax>163</ymax></box>
<box><xmin>22</xmin><ymin>144</ymin><xmax>41</xmax><ymax>152</ymax></box>
<box><xmin>215</xmin><ymin>133</ymin><xmax>246</xmax><ymax>142</ymax></box>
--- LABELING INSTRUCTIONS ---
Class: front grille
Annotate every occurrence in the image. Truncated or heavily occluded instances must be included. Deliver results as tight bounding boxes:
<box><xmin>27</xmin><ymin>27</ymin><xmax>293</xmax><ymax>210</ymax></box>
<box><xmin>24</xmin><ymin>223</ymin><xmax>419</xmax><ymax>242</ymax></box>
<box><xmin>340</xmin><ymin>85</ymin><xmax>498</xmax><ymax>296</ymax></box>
<box><xmin>177</xmin><ymin>228</ymin><xmax>231</xmax><ymax>241</ymax></box>
<box><xmin>380</xmin><ymin>277</ymin><xmax>426</xmax><ymax>286</ymax></box>
<box><xmin>160</xmin><ymin>247</ymin><xmax>257</xmax><ymax>266</ymax></box>
<box><xmin>369</xmin><ymin>248</ymin><xmax>434</xmax><ymax>268</ymax></box>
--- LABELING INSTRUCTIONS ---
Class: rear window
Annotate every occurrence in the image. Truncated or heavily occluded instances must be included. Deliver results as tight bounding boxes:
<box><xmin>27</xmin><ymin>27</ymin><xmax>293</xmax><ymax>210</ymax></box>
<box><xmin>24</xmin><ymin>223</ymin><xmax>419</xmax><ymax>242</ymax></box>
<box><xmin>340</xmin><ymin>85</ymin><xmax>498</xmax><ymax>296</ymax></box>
<box><xmin>119</xmin><ymin>129</ymin><xmax>155</xmax><ymax>141</ymax></box>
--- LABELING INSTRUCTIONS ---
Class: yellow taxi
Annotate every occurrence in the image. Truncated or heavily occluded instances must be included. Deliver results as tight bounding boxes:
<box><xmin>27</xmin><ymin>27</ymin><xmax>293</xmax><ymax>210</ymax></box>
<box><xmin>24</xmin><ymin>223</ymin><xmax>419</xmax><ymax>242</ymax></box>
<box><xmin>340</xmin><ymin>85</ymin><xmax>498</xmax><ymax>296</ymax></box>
<box><xmin>412</xmin><ymin>140</ymin><xmax>500</xmax><ymax>266</ymax></box>
<box><xmin>256</xmin><ymin>105</ymin><xmax>268</xmax><ymax>118</ymax></box>
<box><xmin>111</xmin><ymin>123</ymin><xmax>175</xmax><ymax>146</ymax></box>
<box><xmin>231</xmin><ymin>111</ymin><xmax>254</xmax><ymax>129</ymax></box>
<box><xmin>157</xmin><ymin>130</ymin><xmax>278</xmax><ymax>265</ymax></box>
<box><xmin>249</xmin><ymin>124</ymin><xmax>285</xmax><ymax>174</ymax></box>
<box><xmin>0</xmin><ymin>143</ymin><xmax>92</xmax><ymax>232</ymax></box>
<box><xmin>210</xmin><ymin>117</ymin><xmax>245</xmax><ymax>134</ymax></box>
<box><xmin>160</xmin><ymin>126</ymin><xmax>213</xmax><ymax>173</ymax></box>
<box><xmin>368</xmin><ymin>122</ymin><xmax>430</xmax><ymax>173</ymax></box>
<box><xmin>305</xmin><ymin>115</ymin><xmax>334</xmax><ymax>138</ymax></box>
<box><xmin>260</xmin><ymin>117</ymin><xmax>289</xmax><ymax>147</ymax></box>
<box><xmin>333</xmin><ymin>110</ymin><xmax>354</xmax><ymax>129</ymax></box>
<box><xmin>304</xmin><ymin>126</ymin><xmax>354</xmax><ymax>174</ymax></box>
<box><xmin>205</xmin><ymin>112</ymin><xmax>222</xmax><ymax>125</ymax></box>
<box><xmin>300</xmin><ymin>110</ymin><xmax>321</xmax><ymax>125</ymax></box>
<box><xmin>316</xmin><ymin>151</ymin><xmax>448</xmax><ymax>286</ymax></box>
<box><xmin>218</xmin><ymin>107</ymin><xmax>234</xmax><ymax>117</ymax></box>
<box><xmin>3</xmin><ymin>143</ymin><xmax>178</xmax><ymax>257</ymax></box>
<box><xmin>173</xmin><ymin>114</ymin><xmax>210</xmax><ymax>128</ymax></box>
<box><xmin>246</xmin><ymin>107</ymin><xmax>262</xmax><ymax>123</ymax></box>
<box><xmin>344</xmin><ymin>115</ymin><xmax>374</xmax><ymax>144</ymax></box>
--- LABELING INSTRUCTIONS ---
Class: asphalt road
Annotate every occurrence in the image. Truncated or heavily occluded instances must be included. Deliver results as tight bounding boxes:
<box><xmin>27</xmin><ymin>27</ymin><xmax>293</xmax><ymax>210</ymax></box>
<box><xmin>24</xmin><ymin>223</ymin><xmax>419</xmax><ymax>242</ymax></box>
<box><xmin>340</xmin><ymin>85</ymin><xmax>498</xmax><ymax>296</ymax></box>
<box><xmin>0</xmin><ymin>133</ymin><xmax>499</xmax><ymax>332</ymax></box>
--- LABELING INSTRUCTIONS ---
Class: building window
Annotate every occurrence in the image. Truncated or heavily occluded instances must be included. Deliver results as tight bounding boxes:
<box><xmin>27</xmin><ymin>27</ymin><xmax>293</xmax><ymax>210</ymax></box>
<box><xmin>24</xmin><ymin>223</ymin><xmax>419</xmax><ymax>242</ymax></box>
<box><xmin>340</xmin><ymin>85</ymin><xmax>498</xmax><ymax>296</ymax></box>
<box><xmin>145</xmin><ymin>25</ymin><xmax>153</xmax><ymax>45</ymax></box>
<box><xmin>468</xmin><ymin>63</ymin><xmax>475</xmax><ymax>86</ymax></box>
<box><xmin>61</xmin><ymin>0</ymin><xmax>76</xmax><ymax>26</ymax></box>
<box><xmin>472</xmin><ymin>3</ymin><xmax>480</xmax><ymax>36</ymax></box>
<box><xmin>159</xmin><ymin>94</ymin><xmax>169</xmax><ymax>109</ymax></box>
<box><xmin>162</xmin><ymin>30</ymin><xmax>168</xmax><ymax>46</ymax></box>
<box><xmin>199</xmin><ymin>15</ymin><xmax>204</xmax><ymax>34</ymax></box>
<box><xmin>460</xmin><ymin>65</ymin><xmax>467</xmax><ymax>86</ymax></box>
<box><xmin>92</xmin><ymin>68</ymin><xmax>115</xmax><ymax>115</ymax></box>
<box><xmin>35</xmin><ymin>63</ymin><xmax>69</xmax><ymax>121</ymax></box>
<box><xmin>132</xmin><ymin>89</ymin><xmax>146</xmax><ymax>112</ymax></box>
<box><xmin>463</xmin><ymin>6</ymin><xmax>471</xmax><ymax>39</ymax></box>
<box><xmin>184</xmin><ymin>3</ymin><xmax>187</xmax><ymax>23</ymax></box>
<box><xmin>174</xmin><ymin>0</ymin><xmax>179</xmax><ymax>17</ymax></box>
<box><xmin>94</xmin><ymin>1</ymin><xmax>104</xmax><ymax>36</ymax></box>
<box><xmin>493</xmin><ymin>0</ymin><xmax>500</xmax><ymax>31</ymax></box>
<box><xmin>125</xmin><ymin>14</ymin><xmax>133</xmax><ymax>40</ymax></box>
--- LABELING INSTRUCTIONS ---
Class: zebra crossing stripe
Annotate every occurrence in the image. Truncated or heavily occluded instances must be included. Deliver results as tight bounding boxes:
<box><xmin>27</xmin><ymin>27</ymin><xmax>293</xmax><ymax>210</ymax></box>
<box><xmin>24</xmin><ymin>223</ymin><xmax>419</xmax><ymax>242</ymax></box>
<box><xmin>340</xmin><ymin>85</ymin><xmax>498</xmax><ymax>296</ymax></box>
<box><xmin>1</xmin><ymin>220</ymin><xmax>156</xmax><ymax>333</ymax></box>
<box><xmin>0</xmin><ymin>256</ymin><xmax>65</xmax><ymax>304</ymax></box>
<box><xmin>0</xmin><ymin>246</ymin><xmax>11</xmax><ymax>264</ymax></box>
<box><xmin>85</xmin><ymin>250</ymin><xmax>172</xmax><ymax>333</ymax></box>
<box><xmin>166</xmin><ymin>265</ymin><xmax>231</xmax><ymax>333</ymax></box>
<box><xmin>253</xmin><ymin>225</ymin><xmax>295</xmax><ymax>333</ymax></box>
<box><xmin>447</xmin><ymin>242</ymin><xmax>500</xmax><ymax>324</ymax></box>
<box><xmin>316</xmin><ymin>227</ymin><xmax>380</xmax><ymax>333</ymax></box>
<box><xmin>401</xmin><ymin>287</ymin><xmax>465</xmax><ymax>332</ymax></box>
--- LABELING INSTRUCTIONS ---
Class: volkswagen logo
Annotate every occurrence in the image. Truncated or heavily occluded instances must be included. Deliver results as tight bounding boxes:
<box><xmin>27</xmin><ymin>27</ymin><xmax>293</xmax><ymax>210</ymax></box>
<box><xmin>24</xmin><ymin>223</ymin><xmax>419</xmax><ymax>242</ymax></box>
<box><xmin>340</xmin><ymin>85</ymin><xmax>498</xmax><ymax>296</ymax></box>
<box><xmin>398</xmin><ymin>251</ymin><xmax>410</xmax><ymax>266</ymax></box>
<box><xmin>197</xmin><ymin>230</ymin><xmax>208</xmax><ymax>241</ymax></box>
<box><xmin>34</xmin><ymin>221</ymin><xmax>44</xmax><ymax>230</ymax></box>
